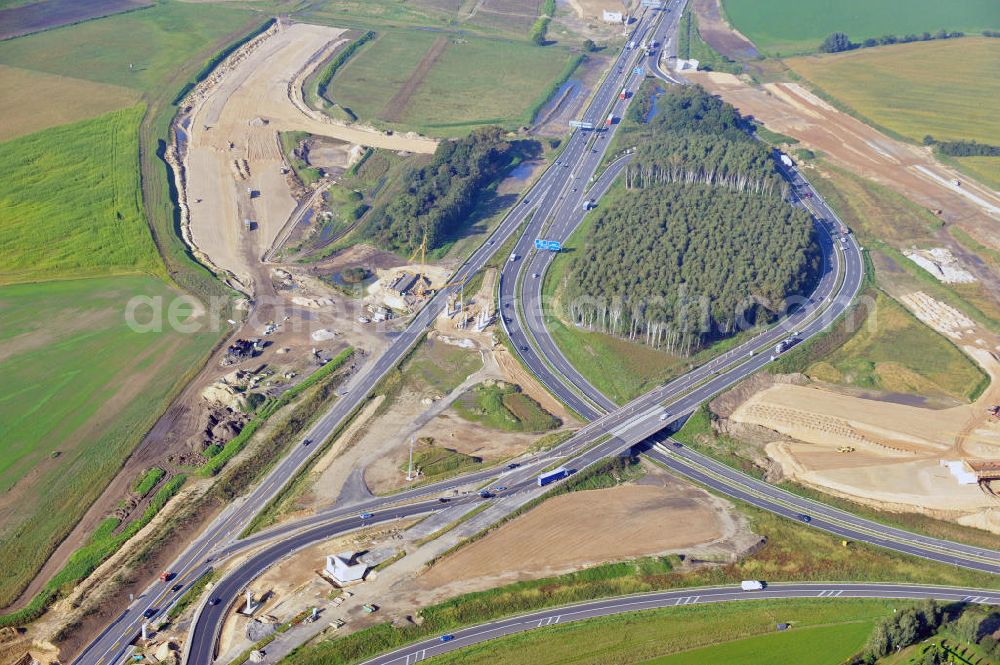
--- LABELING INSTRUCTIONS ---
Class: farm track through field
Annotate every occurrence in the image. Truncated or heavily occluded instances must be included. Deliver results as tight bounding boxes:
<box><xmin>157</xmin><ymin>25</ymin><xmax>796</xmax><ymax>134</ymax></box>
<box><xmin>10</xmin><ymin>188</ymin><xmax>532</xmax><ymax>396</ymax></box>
<box><xmin>380</xmin><ymin>36</ymin><xmax>449</xmax><ymax>123</ymax></box>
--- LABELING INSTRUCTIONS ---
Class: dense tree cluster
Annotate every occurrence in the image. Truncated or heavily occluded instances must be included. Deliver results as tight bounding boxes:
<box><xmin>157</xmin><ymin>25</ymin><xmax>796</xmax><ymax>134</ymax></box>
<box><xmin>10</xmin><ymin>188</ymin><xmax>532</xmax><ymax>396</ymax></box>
<box><xmin>847</xmin><ymin>601</ymin><xmax>1000</xmax><ymax>665</ymax></box>
<box><xmin>564</xmin><ymin>183</ymin><xmax>815</xmax><ymax>354</ymax></box>
<box><xmin>649</xmin><ymin>84</ymin><xmax>754</xmax><ymax>140</ymax></box>
<box><xmin>363</xmin><ymin>126</ymin><xmax>513</xmax><ymax>253</ymax></box>
<box><xmin>563</xmin><ymin>85</ymin><xmax>815</xmax><ymax>354</ymax></box>
<box><xmin>821</xmin><ymin>29</ymin><xmax>964</xmax><ymax>53</ymax></box>
<box><xmin>626</xmin><ymin>132</ymin><xmax>785</xmax><ymax>196</ymax></box>
<box><xmin>820</xmin><ymin>32</ymin><xmax>852</xmax><ymax>53</ymax></box>
<box><xmin>924</xmin><ymin>135</ymin><xmax>1000</xmax><ymax>157</ymax></box>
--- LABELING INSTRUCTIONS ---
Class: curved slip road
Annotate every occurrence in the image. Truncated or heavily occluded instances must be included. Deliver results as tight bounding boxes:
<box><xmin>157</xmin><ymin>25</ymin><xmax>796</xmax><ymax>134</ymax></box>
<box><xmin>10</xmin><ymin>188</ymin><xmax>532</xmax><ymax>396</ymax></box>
<box><xmin>360</xmin><ymin>583</ymin><xmax>999</xmax><ymax>665</ymax></box>
<box><xmin>76</xmin><ymin>9</ymin><xmax>668</xmax><ymax>665</ymax></box>
<box><xmin>77</xmin><ymin>4</ymin><xmax>1000</xmax><ymax>662</ymax></box>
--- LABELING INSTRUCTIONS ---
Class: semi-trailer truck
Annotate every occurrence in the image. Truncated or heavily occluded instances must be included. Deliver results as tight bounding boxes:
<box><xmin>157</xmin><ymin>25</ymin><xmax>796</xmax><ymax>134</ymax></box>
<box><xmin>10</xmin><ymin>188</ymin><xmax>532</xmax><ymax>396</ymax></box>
<box><xmin>537</xmin><ymin>466</ymin><xmax>569</xmax><ymax>487</ymax></box>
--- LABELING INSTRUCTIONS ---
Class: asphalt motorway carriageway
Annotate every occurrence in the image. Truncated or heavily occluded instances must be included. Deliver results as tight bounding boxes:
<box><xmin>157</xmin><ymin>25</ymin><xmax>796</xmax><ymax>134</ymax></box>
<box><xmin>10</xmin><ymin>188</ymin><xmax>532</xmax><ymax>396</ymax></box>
<box><xmin>499</xmin><ymin>1</ymin><xmax>681</xmax><ymax>416</ymax></box>
<box><xmin>507</xmin><ymin>143</ymin><xmax>1000</xmax><ymax>573</ymax></box>
<box><xmin>73</xmin><ymin>10</ymin><xmax>667</xmax><ymax>665</ymax></box>
<box><xmin>361</xmin><ymin>584</ymin><xmax>999</xmax><ymax>665</ymax></box>
<box><xmin>502</xmin><ymin>0</ymin><xmax>1000</xmax><ymax>573</ymax></box>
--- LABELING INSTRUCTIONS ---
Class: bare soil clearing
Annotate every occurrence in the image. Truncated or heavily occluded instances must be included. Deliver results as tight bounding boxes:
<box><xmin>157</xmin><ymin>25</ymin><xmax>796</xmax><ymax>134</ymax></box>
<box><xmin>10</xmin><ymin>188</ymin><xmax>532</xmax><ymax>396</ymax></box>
<box><xmin>418</xmin><ymin>479</ymin><xmax>746</xmax><ymax>596</ymax></box>
<box><xmin>691</xmin><ymin>0</ymin><xmax>758</xmax><ymax>59</ymax></box>
<box><xmin>731</xmin><ymin>347</ymin><xmax>1000</xmax><ymax>531</ymax></box>
<box><xmin>182</xmin><ymin>22</ymin><xmax>437</xmax><ymax>285</ymax></box>
<box><xmin>687</xmin><ymin>73</ymin><xmax>1000</xmax><ymax>252</ymax></box>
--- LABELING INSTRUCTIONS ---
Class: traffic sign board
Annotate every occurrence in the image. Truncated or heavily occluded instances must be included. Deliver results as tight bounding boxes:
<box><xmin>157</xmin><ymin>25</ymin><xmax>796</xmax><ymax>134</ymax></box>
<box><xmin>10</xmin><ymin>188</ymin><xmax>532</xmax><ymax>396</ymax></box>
<box><xmin>534</xmin><ymin>239</ymin><xmax>562</xmax><ymax>252</ymax></box>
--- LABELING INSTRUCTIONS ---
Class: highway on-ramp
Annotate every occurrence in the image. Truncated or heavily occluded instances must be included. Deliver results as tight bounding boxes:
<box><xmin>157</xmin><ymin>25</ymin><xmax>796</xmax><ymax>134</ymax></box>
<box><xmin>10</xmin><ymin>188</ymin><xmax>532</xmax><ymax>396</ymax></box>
<box><xmin>76</xmin><ymin>4</ymin><xmax>1000</xmax><ymax>663</ymax></box>
<box><xmin>360</xmin><ymin>583</ymin><xmax>1000</xmax><ymax>665</ymax></box>
<box><xmin>74</xmin><ymin>9</ymin><xmax>668</xmax><ymax>665</ymax></box>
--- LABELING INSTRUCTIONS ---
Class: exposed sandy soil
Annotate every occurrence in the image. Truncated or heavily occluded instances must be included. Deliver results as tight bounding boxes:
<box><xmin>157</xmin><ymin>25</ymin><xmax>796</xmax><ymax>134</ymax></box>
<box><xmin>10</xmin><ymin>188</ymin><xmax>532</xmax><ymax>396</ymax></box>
<box><xmin>214</xmin><ymin>521</ymin><xmax>414</xmax><ymax>661</ymax></box>
<box><xmin>418</xmin><ymin>474</ymin><xmax>749</xmax><ymax>596</ymax></box>
<box><xmin>285</xmin><ymin>271</ymin><xmax>577</xmax><ymax>514</ymax></box>
<box><xmin>730</xmin><ymin>346</ymin><xmax>1000</xmax><ymax>530</ymax></box>
<box><xmin>182</xmin><ymin>22</ymin><xmax>437</xmax><ymax>286</ymax></box>
<box><xmin>691</xmin><ymin>0</ymin><xmax>758</xmax><ymax>59</ymax></box>
<box><xmin>687</xmin><ymin>73</ymin><xmax>1000</xmax><ymax>253</ymax></box>
<box><xmin>565</xmin><ymin>0</ymin><xmax>632</xmax><ymax>22</ymax></box>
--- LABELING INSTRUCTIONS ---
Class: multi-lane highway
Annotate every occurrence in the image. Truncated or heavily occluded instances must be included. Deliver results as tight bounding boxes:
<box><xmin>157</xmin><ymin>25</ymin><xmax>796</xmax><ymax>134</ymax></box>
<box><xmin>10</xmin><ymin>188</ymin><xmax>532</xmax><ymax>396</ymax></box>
<box><xmin>74</xmin><ymin>9</ymin><xmax>671</xmax><ymax>665</ymax></box>
<box><xmin>360</xmin><ymin>583</ymin><xmax>1000</xmax><ymax>665</ymax></box>
<box><xmin>76</xmin><ymin>3</ymin><xmax>1000</xmax><ymax>663</ymax></box>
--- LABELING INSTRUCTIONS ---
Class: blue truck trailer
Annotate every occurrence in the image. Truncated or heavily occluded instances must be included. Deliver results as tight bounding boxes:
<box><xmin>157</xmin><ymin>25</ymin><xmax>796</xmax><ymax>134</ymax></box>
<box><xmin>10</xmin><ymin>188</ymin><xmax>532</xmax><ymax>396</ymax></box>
<box><xmin>537</xmin><ymin>466</ymin><xmax>569</xmax><ymax>487</ymax></box>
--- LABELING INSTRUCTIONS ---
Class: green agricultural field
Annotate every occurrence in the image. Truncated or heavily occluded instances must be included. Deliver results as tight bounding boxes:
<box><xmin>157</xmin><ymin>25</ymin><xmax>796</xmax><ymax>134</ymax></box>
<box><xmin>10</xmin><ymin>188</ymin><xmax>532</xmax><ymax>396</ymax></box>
<box><xmin>644</xmin><ymin>621</ymin><xmax>871</xmax><ymax>665</ymax></box>
<box><xmin>423</xmin><ymin>600</ymin><xmax>887</xmax><ymax>665</ymax></box>
<box><xmin>0</xmin><ymin>64</ymin><xmax>140</xmax><ymax>141</ymax></box>
<box><xmin>327</xmin><ymin>30</ymin><xmax>578</xmax><ymax>136</ymax></box>
<box><xmin>722</xmin><ymin>0</ymin><xmax>1000</xmax><ymax>55</ymax></box>
<box><xmin>807</xmin><ymin>292</ymin><xmax>987</xmax><ymax>401</ymax></box>
<box><xmin>300</xmin><ymin>0</ymin><xmax>454</xmax><ymax>32</ymax></box>
<box><xmin>787</xmin><ymin>39</ymin><xmax>1000</xmax><ymax>146</ymax></box>
<box><xmin>0</xmin><ymin>105</ymin><xmax>162</xmax><ymax>284</ymax></box>
<box><xmin>0</xmin><ymin>1</ymin><xmax>254</xmax><ymax>94</ymax></box>
<box><xmin>0</xmin><ymin>276</ymin><xmax>218</xmax><ymax>608</ymax></box>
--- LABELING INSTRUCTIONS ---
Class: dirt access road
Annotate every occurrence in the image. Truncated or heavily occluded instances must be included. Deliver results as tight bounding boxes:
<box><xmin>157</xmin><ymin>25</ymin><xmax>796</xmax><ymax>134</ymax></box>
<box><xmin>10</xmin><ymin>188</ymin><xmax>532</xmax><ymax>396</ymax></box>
<box><xmin>184</xmin><ymin>22</ymin><xmax>438</xmax><ymax>288</ymax></box>
<box><xmin>688</xmin><ymin>73</ymin><xmax>1000</xmax><ymax>250</ymax></box>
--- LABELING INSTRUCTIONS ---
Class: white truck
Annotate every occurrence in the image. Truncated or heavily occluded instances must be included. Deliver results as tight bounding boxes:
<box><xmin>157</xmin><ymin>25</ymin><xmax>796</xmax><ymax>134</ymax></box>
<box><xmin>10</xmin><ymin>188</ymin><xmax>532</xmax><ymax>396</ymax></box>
<box><xmin>779</xmin><ymin>153</ymin><xmax>794</xmax><ymax>168</ymax></box>
<box><xmin>509</xmin><ymin>253</ymin><xmax>518</xmax><ymax>262</ymax></box>
<box><xmin>741</xmin><ymin>580</ymin><xmax>765</xmax><ymax>591</ymax></box>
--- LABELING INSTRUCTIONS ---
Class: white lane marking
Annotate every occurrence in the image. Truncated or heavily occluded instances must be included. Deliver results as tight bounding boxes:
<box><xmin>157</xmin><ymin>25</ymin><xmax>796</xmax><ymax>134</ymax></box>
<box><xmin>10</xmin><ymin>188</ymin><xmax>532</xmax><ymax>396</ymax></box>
<box><xmin>963</xmin><ymin>596</ymin><xmax>989</xmax><ymax>604</ymax></box>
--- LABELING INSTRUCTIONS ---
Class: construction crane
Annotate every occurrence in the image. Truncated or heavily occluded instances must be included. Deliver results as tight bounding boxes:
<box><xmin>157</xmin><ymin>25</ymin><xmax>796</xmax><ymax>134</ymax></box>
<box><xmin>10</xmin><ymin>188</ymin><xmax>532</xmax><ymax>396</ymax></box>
<box><xmin>407</xmin><ymin>233</ymin><xmax>427</xmax><ymax>267</ymax></box>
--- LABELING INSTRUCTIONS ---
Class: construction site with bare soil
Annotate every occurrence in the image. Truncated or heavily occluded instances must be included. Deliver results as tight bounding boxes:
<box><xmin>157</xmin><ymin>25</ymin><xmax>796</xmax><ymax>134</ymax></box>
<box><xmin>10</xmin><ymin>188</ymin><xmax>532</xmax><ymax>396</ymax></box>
<box><xmin>187</xmin><ymin>459</ymin><xmax>756</xmax><ymax>665</ymax></box>
<box><xmin>704</xmin><ymin>328</ymin><xmax>1000</xmax><ymax>534</ymax></box>
<box><xmin>263</xmin><ymin>269</ymin><xmax>579</xmax><ymax>523</ymax></box>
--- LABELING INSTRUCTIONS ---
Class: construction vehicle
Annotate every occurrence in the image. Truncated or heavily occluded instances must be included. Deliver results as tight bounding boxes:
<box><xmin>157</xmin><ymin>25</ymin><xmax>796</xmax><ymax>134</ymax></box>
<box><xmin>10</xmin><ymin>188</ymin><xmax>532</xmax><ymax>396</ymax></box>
<box><xmin>988</xmin><ymin>405</ymin><xmax>1000</xmax><ymax>419</ymax></box>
